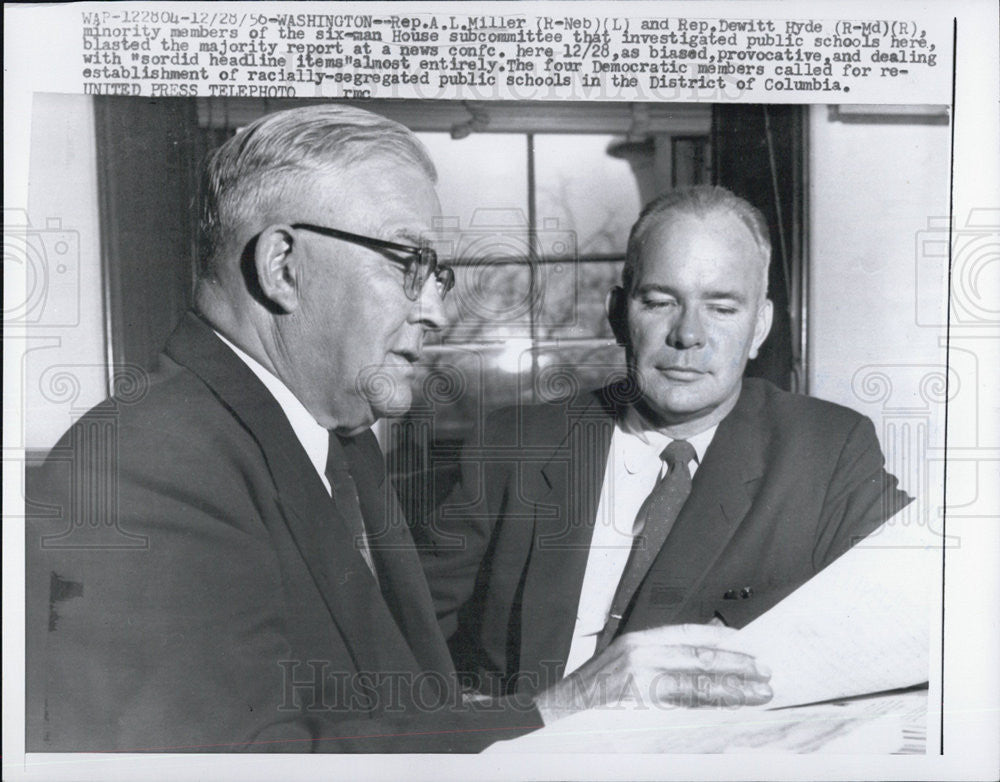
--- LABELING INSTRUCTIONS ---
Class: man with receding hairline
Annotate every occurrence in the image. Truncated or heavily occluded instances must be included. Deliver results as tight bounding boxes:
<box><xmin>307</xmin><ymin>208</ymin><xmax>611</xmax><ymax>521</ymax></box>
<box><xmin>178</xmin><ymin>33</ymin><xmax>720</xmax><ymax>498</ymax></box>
<box><xmin>26</xmin><ymin>110</ymin><xmax>772</xmax><ymax>754</ymax></box>
<box><xmin>423</xmin><ymin>185</ymin><xmax>911</xmax><ymax>699</ymax></box>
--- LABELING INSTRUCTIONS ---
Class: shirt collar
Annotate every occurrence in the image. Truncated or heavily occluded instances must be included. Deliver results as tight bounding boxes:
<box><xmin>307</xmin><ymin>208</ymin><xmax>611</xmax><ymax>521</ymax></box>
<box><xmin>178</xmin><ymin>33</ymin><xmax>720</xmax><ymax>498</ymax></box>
<box><xmin>618</xmin><ymin>405</ymin><xmax>718</xmax><ymax>475</ymax></box>
<box><xmin>213</xmin><ymin>330</ymin><xmax>330</xmax><ymax>485</ymax></box>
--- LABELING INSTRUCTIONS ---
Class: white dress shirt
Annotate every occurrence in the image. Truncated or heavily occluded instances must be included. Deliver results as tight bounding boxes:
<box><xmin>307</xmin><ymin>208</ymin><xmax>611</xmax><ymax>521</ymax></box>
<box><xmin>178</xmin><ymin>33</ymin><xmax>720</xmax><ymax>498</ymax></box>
<box><xmin>562</xmin><ymin>408</ymin><xmax>718</xmax><ymax>675</ymax></box>
<box><xmin>213</xmin><ymin>331</ymin><xmax>332</xmax><ymax>495</ymax></box>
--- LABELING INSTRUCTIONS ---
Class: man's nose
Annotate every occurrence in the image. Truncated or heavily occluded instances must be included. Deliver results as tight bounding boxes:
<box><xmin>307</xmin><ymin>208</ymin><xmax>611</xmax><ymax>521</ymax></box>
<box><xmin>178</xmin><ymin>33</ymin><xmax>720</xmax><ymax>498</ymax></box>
<box><xmin>666</xmin><ymin>305</ymin><xmax>704</xmax><ymax>349</ymax></box>
<box><xmin>410</xmin><ymin>277</ymin><xmax>450</xmax><ymax>331</ymax></box>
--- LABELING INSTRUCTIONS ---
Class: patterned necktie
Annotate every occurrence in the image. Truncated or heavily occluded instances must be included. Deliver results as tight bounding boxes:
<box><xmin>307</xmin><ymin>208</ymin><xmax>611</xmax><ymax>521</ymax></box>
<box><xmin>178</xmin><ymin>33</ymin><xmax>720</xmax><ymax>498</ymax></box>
<box><xmin>595</xmin><ymin>438</ymin><xmax>697</xmax><ymax>653</ymax></box>
<box><xmin>325</xmin><ymin>432</ymin><xmax>376</xmax><ymax>576</ymax></box>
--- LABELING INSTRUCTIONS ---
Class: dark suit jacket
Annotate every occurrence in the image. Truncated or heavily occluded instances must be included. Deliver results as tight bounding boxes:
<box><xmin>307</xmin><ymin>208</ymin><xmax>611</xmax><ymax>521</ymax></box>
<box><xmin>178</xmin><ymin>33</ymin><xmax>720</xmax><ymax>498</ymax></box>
<box><xmin>25</xmin><ymin>313</ymin><xmax>540</xmax><ymax>752</ymax></box>
<box><xmin>421</xmin><ymin>379</ymin><xmax>911</xmax><ymax>697</ymax></box>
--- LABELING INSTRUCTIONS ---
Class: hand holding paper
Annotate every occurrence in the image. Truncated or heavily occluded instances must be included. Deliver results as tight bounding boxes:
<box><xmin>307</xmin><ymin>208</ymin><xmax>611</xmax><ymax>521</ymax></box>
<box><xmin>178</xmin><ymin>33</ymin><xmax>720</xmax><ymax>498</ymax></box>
<box><xmin>534</xmin><ymin>623</ymin><xmax>772</xmax><ymax>724</ymax></box>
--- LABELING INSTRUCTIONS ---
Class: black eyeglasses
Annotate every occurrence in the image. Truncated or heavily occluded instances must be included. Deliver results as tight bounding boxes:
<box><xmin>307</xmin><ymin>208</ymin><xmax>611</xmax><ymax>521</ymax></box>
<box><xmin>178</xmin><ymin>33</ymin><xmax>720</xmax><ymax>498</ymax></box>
<box><xmin>291</xmin><ymin>223</ymin><xmax>455</xmax><ymax>301</ymax></box>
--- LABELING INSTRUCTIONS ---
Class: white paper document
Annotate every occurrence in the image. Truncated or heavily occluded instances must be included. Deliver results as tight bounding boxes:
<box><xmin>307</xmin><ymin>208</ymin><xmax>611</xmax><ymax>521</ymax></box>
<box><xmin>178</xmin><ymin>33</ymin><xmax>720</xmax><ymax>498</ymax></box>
<box><xmin>728</xmin><ymin>499</ymin><xmax>939</xmax><ymax>709</ymax></box>
<box><xmin>489</xmin><ymin>498</ymin><xmax>940</xmax><ymax>753</ymax></box>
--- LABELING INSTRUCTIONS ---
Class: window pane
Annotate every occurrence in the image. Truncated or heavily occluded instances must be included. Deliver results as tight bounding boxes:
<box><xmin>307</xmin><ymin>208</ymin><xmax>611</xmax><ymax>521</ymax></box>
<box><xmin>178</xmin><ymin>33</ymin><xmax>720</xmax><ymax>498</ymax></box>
<box><xmin>431</xmin><ymin>258</ymin><xmax>623</xmax><ymax>344</ymax></box>
<box><xmin>417</xmin><ymin>132</ymin><xmax>533</xmax><ymax>345</ymax></box>
<box><xmin>416</xmin><ymin>132</ymin><xmax>529</xmax><ymax>260</ymax></box>
<box><xmin>391</xmin><ymin>133</ymin><xmax>637</xmax><ymax>502</ymax></box>
<box><xmin>536</xmin><ymin>259</ymin><xmax>623</xmax><ymax>341</ymax></box>
<box><xmin>431</xmin><ymin>263</ymin><xmax>531</xmax><ymax>344</ymax></box>
<box><xmin>533</xmin><ymin>134</ymin><xmax>642</xmax><ymax>256</ymax></box>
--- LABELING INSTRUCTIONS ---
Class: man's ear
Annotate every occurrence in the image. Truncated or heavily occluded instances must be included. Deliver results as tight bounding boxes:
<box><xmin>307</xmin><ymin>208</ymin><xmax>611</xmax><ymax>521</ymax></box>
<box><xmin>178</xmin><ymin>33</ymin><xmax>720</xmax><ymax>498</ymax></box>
<box><xmin>748</xmin><ymin>298</ymin><xmax>774</xmax><ymax>360</ymax></box>
<box><xmin>254</xmin><ymin>225</ymin><xmax>299</xmax><ymax>313</ymax></box>
<box><xmin>606</xmin><ymin>286</ymin><xmax>629</xmax><ymax>347</ymax></box>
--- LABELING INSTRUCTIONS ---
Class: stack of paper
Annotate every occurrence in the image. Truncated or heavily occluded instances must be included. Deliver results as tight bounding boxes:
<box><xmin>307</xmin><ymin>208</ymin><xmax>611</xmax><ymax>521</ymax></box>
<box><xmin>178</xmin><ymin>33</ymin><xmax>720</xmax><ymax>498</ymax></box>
<box><xmin>486</xmin><ymin>690</ymin><xmax>928</xmax><ymax>754</ymax></box>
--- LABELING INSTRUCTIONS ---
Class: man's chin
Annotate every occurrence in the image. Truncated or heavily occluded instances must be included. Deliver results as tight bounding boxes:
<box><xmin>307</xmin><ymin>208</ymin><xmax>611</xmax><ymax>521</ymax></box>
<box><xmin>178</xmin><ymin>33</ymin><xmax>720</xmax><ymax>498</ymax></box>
<box><xmin>638</xmin><ymin>385</ymin><xmax>713</xmax><ymax>427</ymax></box>
<box><xmin>637</xmin><ymin>380</ymin><xmax>745</xmax><ymax>434</ymax></box>
<box><xmin>638</xmin><ymin>374</ymin><xmax>706</xmax><ymax>406</ymax></box>
<box><xmin>357</xmin><ymin>365</ymin><xmax>415</xmax><ymax>421</ymax></box>
<box><xmin>371</xmin><ymin>393</ymin><xmax>414</xmax><ymax>420</ymax></box>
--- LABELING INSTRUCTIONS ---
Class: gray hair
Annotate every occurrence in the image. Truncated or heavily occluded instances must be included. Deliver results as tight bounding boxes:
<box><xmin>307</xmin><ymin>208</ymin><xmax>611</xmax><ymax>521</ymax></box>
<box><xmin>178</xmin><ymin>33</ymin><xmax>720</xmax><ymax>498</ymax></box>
<box><xmin>198</xmin><ymin>103</ymin><xmax>436</xmax><ymax>278</ymax></box>
<box><xmin>622</xmin><ymin>185</ymin><xmax>772</xmax><ymax>300</ymax></box>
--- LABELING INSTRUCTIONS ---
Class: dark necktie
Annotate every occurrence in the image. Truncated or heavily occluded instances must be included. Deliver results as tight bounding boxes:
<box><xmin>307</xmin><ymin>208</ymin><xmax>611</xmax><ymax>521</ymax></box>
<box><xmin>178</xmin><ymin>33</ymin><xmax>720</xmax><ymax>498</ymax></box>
<box><xmin>595</xmin><ymin>438</ymin><xmax>697</xmax><ymax>654</ymax></box>
<box><xmin>325</xmin><ymin>432</ymin><xmax>376</xmax><ymax>576</ymax></box>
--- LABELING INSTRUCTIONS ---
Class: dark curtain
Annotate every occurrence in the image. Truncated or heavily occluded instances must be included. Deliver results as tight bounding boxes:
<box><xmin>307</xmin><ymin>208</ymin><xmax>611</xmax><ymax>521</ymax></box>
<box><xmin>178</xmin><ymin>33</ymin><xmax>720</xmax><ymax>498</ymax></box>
<box><xmin>712</xmin><ymin>104</ymin><xmax>807</xmax><ymax>392</ymax></box>
<box><xmin>94</xmin><ymin>98</ymin><xmax>203</xmax><ymax>371</ymax></box>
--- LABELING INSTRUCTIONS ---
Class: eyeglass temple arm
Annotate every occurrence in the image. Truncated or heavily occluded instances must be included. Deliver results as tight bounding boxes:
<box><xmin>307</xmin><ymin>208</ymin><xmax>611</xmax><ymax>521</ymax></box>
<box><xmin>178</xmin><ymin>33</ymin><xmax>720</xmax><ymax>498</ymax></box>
<box><xmin>290</xmin><ymin>223</ymin><xmax>418</xmax><ymax>256</ymax></box>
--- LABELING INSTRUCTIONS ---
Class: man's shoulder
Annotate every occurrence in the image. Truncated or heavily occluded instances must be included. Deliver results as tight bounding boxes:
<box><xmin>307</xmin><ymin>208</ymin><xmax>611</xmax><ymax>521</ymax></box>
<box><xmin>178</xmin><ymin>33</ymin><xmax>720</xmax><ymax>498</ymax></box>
<box><xmin>740</xmin><ymin>377</ymin><xmax>867</xmax><ymax>429</ymax></box>
<box><xmin>28</xmin><ymin>350</ymin><xmax>273</xmax><ymax>549</ymax></box>
<box><xmin>41</xmin><ymin>353</ymin><xmax>250</xmax><ymax>477</ymax></box>
<box><xmin>80</xmin><ymin>356</ymin><xmax>225</xmax><ymax>429</ymax></box>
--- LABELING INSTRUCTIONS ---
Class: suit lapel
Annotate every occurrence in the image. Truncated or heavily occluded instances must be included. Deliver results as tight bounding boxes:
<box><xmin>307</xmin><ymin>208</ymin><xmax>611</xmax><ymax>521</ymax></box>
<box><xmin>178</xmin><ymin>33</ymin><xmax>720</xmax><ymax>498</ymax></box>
<box><xmin>633</xmin><ymin>383</ymin><xmax>767</xmax><ymax>625</ymax></box>
<box><xmin>519</xmin><ymin>391</ymin><xmax>618</xmax><ymax>680</ymax></box>
<box><xmin>164</xmin><ymin>313</ymin><xmax>425</xmax><ymax>675</ymax></box>
<box><xmin>344</xmin><ymin>431</ymin><xmax>456</xmax><ymax>676</ymax></box>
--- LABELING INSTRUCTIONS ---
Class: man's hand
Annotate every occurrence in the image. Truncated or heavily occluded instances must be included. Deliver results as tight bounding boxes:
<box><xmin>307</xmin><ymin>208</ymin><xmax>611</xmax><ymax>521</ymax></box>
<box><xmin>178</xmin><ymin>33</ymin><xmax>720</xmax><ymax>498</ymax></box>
<box><xmin>533</xmin><ymin>624</ymin><xmax>772</xmax><ymax>724</ymax></box>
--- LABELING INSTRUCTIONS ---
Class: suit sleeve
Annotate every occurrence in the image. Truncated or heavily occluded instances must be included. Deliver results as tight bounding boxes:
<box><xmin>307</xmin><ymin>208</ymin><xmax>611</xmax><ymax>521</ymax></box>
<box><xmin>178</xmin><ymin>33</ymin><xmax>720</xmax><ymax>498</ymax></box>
<box><xmin>811</xmin><ymin>414</ymin><xmax>913</xmax><ymax>571</ymax></box>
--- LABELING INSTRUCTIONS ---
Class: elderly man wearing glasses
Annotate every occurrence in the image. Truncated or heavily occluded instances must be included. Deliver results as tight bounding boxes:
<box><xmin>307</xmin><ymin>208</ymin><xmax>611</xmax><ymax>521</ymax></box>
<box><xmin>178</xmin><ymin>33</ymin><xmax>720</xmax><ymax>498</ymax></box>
<box><xmin>26</xmin><ymin>105</ymin><xmax>770</xmax><ymax>755</ymax></box>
